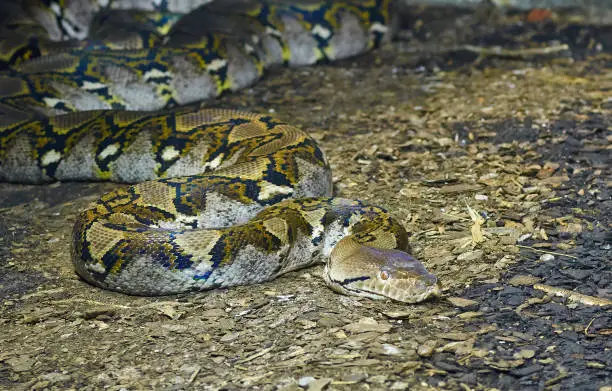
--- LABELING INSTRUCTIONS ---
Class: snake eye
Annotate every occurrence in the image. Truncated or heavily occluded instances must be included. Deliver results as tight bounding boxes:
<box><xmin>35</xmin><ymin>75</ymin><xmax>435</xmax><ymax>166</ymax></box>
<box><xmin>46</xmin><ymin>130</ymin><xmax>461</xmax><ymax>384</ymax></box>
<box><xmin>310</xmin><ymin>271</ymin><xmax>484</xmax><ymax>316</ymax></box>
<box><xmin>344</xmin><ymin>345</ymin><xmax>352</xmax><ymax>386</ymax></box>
<box><xmin>380</xmin><ymin>270</ymin><xmax>390</xmax><ymax>281</ymax></box>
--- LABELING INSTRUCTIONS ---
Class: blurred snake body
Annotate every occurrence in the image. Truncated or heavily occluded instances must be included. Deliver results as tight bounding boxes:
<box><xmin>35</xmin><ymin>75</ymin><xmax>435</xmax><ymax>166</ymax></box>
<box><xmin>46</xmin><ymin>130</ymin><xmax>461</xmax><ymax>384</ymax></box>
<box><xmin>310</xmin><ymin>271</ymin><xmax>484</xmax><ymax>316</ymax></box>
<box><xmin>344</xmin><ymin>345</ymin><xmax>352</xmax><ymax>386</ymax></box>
<box><xmin>0</xmin><ymin>0</ymin><xmax>440</xmax><ymax>302</ymax></box>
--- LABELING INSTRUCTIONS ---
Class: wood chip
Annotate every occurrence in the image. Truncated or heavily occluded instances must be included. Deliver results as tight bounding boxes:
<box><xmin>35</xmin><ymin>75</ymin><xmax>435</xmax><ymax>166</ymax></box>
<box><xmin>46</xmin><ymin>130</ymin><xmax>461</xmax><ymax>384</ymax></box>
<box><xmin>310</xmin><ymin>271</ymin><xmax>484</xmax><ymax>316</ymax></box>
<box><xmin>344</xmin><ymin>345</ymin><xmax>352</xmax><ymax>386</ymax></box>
<box><xmin>508</xmin><ymin>275</ymin><xmax>541</xmax><ymax>286</ymax></box>
<box><xmin>344</xmin><ymin>317</ymin><xmax>392</xmax><ymax>334</ymax></box>
<box><xmin>447</xmin><ymin>297</ymin><xmax>479</xmax><ymax>308</ymax></box>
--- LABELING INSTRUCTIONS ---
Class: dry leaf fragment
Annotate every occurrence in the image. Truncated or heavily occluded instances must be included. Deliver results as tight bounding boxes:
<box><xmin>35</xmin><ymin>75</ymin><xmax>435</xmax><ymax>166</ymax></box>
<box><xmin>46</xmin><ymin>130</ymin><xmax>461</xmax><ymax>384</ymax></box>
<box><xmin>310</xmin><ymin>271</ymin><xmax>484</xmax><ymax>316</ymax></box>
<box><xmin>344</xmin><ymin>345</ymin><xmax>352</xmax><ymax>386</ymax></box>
<box><xmin>466</xmin><ymin>203</ymin><xmax>486</xmax><ymax>245</ymax></box>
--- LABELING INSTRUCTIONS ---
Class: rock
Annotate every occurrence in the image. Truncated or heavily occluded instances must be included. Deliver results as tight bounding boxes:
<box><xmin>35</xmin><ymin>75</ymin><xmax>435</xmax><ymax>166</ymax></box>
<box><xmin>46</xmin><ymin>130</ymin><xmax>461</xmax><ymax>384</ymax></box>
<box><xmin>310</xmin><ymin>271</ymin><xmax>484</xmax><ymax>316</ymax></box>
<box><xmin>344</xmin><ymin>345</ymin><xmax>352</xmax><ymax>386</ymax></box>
<box><xmin>417</xmin><ymin>340</ymin><xmax>437</xmax><ymax>357</ymax></box>
<box><xmin>539</xmin><ymin>253</ymin><xmax>555</xmax><ymax>262</ymax></box>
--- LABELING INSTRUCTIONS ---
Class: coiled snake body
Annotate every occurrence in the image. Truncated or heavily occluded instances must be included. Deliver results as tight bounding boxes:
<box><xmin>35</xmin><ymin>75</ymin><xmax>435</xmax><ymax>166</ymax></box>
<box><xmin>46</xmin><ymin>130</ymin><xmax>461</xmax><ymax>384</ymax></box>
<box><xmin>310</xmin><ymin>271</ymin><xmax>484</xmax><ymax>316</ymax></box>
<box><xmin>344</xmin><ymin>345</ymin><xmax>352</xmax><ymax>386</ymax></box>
<box><xmin>0</xmin><ymin>0</ymin><xmax>440</xmax><ymax>302</ymax></box>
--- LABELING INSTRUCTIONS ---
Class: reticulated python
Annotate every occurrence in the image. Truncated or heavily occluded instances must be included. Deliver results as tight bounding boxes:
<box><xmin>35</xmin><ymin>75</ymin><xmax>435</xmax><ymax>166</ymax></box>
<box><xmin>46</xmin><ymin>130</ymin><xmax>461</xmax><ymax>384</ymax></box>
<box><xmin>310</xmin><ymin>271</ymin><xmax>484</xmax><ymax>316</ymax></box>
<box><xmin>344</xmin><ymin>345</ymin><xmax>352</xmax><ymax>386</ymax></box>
<box><xmin>0</xmin><ymin>0</ymin><xmax>441</xmax><ymax>303</ymax></box>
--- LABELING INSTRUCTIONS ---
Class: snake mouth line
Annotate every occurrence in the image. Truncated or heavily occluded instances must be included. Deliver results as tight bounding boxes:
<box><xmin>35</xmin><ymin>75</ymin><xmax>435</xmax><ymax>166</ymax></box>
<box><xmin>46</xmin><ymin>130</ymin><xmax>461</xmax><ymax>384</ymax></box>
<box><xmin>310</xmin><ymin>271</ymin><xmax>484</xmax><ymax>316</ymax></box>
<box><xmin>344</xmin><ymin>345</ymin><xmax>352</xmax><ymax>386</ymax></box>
<box><xmin>331</xmin><ymin>277</ymin><xmax>442</xmax><ymax>304</ymax></box>
<box><xmin>362</xmin><ymin>287</ymin><xmax>442</xmax><ymax>304</ymax></box>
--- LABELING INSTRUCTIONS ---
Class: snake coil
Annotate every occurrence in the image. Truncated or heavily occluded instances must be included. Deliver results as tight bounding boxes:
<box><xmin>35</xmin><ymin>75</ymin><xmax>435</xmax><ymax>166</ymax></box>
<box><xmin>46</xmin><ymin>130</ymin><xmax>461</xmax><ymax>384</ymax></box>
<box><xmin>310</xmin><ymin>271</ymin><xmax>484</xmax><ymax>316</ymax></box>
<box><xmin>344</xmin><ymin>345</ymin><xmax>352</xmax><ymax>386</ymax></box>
<box><xmin>0</xmin><ymin>0</ymin><xmax>440</xmax><ymax>302</ymax></box>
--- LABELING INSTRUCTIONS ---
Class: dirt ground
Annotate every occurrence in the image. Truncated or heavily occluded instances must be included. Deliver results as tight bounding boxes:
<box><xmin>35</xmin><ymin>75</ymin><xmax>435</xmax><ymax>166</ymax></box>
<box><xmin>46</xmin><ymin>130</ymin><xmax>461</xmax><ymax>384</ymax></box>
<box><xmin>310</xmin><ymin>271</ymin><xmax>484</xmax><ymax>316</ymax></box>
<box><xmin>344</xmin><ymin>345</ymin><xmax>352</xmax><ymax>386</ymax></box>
<box><xmin>1</xmin><ymin>5</ymin><xmax>611</xmax><ymax>391</ymax></box>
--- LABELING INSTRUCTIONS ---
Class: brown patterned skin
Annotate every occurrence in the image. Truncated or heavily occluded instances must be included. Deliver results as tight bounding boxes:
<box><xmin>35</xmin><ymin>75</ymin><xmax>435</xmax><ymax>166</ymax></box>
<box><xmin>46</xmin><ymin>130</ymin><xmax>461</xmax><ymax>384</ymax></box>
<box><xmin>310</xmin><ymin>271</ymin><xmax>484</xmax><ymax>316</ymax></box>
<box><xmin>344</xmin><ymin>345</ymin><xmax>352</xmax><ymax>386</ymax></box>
<box><xmin>0</xmin><ymin>0</ymin><xmax>441</xmax><ymax>301</ymax></box>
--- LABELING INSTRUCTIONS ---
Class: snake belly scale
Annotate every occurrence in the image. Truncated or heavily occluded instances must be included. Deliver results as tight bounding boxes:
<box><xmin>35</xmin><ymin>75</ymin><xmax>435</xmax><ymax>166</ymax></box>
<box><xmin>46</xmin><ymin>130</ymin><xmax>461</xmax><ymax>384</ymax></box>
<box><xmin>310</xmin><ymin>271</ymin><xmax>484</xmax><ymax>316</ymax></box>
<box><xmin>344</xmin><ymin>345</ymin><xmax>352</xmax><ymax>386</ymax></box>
<box><xmin>0</xmin><ymin>0</ymin><xmax>441</xmax><ymax>302</ymax></box>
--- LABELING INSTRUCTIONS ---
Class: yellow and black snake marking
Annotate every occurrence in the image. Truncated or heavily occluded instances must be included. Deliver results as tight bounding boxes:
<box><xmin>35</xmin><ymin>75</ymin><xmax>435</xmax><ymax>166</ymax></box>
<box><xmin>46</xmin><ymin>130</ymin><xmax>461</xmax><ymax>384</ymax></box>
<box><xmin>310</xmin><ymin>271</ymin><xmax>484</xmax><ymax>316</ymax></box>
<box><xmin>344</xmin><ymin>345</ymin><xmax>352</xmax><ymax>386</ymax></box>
<box><xmin>0</xmin><ymin>0</ymin><xmax>441</xmax><ymax>302</ymax></box>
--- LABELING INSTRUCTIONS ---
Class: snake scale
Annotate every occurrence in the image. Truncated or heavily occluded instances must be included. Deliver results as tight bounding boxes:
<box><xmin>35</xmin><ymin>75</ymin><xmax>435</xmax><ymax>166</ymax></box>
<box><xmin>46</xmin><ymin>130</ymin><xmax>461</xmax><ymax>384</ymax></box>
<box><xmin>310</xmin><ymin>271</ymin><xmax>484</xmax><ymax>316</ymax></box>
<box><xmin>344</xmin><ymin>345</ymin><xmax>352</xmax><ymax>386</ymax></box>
<box><xmin>0</xmin><ymin>0</ymin><xmax>441</xmax><ymax>303</ymax></box>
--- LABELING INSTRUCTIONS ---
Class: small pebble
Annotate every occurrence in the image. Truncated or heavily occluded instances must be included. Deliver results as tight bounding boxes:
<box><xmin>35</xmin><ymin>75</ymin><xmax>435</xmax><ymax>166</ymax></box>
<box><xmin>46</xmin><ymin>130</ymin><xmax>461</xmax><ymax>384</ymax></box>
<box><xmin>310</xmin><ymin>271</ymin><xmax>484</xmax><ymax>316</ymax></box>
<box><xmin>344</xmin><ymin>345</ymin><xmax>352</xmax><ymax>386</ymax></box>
<box><xmin>539</xmin><ymin>253</ymin><xmax>555</xmax><ymax>262</ymax></box>
<box><xmin>417</xmin><ymin>340</ymin><xmax>437</xmax><ymax>357</ymax></box>
<box><xmin>381</xmin><ymin>344</ymin><xmax>402</xmax><ymax>355</ymax></box>
<box><xmin>298</xmin><ymin>376</ymin><xmax>316</xmax><ymax>387</ymax></box>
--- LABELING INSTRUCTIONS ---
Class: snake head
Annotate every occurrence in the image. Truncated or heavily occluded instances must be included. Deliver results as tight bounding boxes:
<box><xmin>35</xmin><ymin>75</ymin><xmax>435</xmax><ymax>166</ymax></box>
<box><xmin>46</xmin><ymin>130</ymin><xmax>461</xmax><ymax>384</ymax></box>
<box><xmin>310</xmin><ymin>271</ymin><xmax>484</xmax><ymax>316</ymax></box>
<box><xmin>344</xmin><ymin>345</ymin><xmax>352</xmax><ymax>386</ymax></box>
<box><xmin>325</xmin><ymin>239</ymin><xmax>441</xmax><ymax>304</ymax></box>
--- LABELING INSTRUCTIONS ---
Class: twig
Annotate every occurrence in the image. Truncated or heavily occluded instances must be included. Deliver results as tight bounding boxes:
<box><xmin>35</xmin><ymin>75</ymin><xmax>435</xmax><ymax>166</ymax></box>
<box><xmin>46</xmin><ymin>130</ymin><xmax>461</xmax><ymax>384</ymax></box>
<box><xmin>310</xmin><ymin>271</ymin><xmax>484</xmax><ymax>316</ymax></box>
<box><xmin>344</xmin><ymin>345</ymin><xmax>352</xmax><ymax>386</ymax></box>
<box><xmin>235</xmin><ymin>346</ymin><xmax>274</xmax><ymax>364</ymax></box>
<box><xmin>545</xmin><ymin>372</ymin><xmax>569</xmax><ymax>387</ymax></box>
<box><xmin>533</xmin><ymin>283</ymin><xmax>612</xmax><ymax>307</ymax></box>
<box><xmin>517</xmin><ymin>245</ymin><xmax>578</xmax><ymax>259</ymax></box>
<box><xmin>461</xmin><ymin>44</ymin><xmax>570</xmax><ymax>58</ymax></box>
<box><xmin>53</xmin><ymin>298</ymin><xmax>132</xmax><ymax>309</ymax></box>
<box><xmin>187</xmin><ymin>367</ymin><xmax>200</xmax><ymax>385</ymax></box>
<box><xmin>584</xmin><ymin>317</ymin><xmax>598</xmax><ymax>336</ymax></box>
